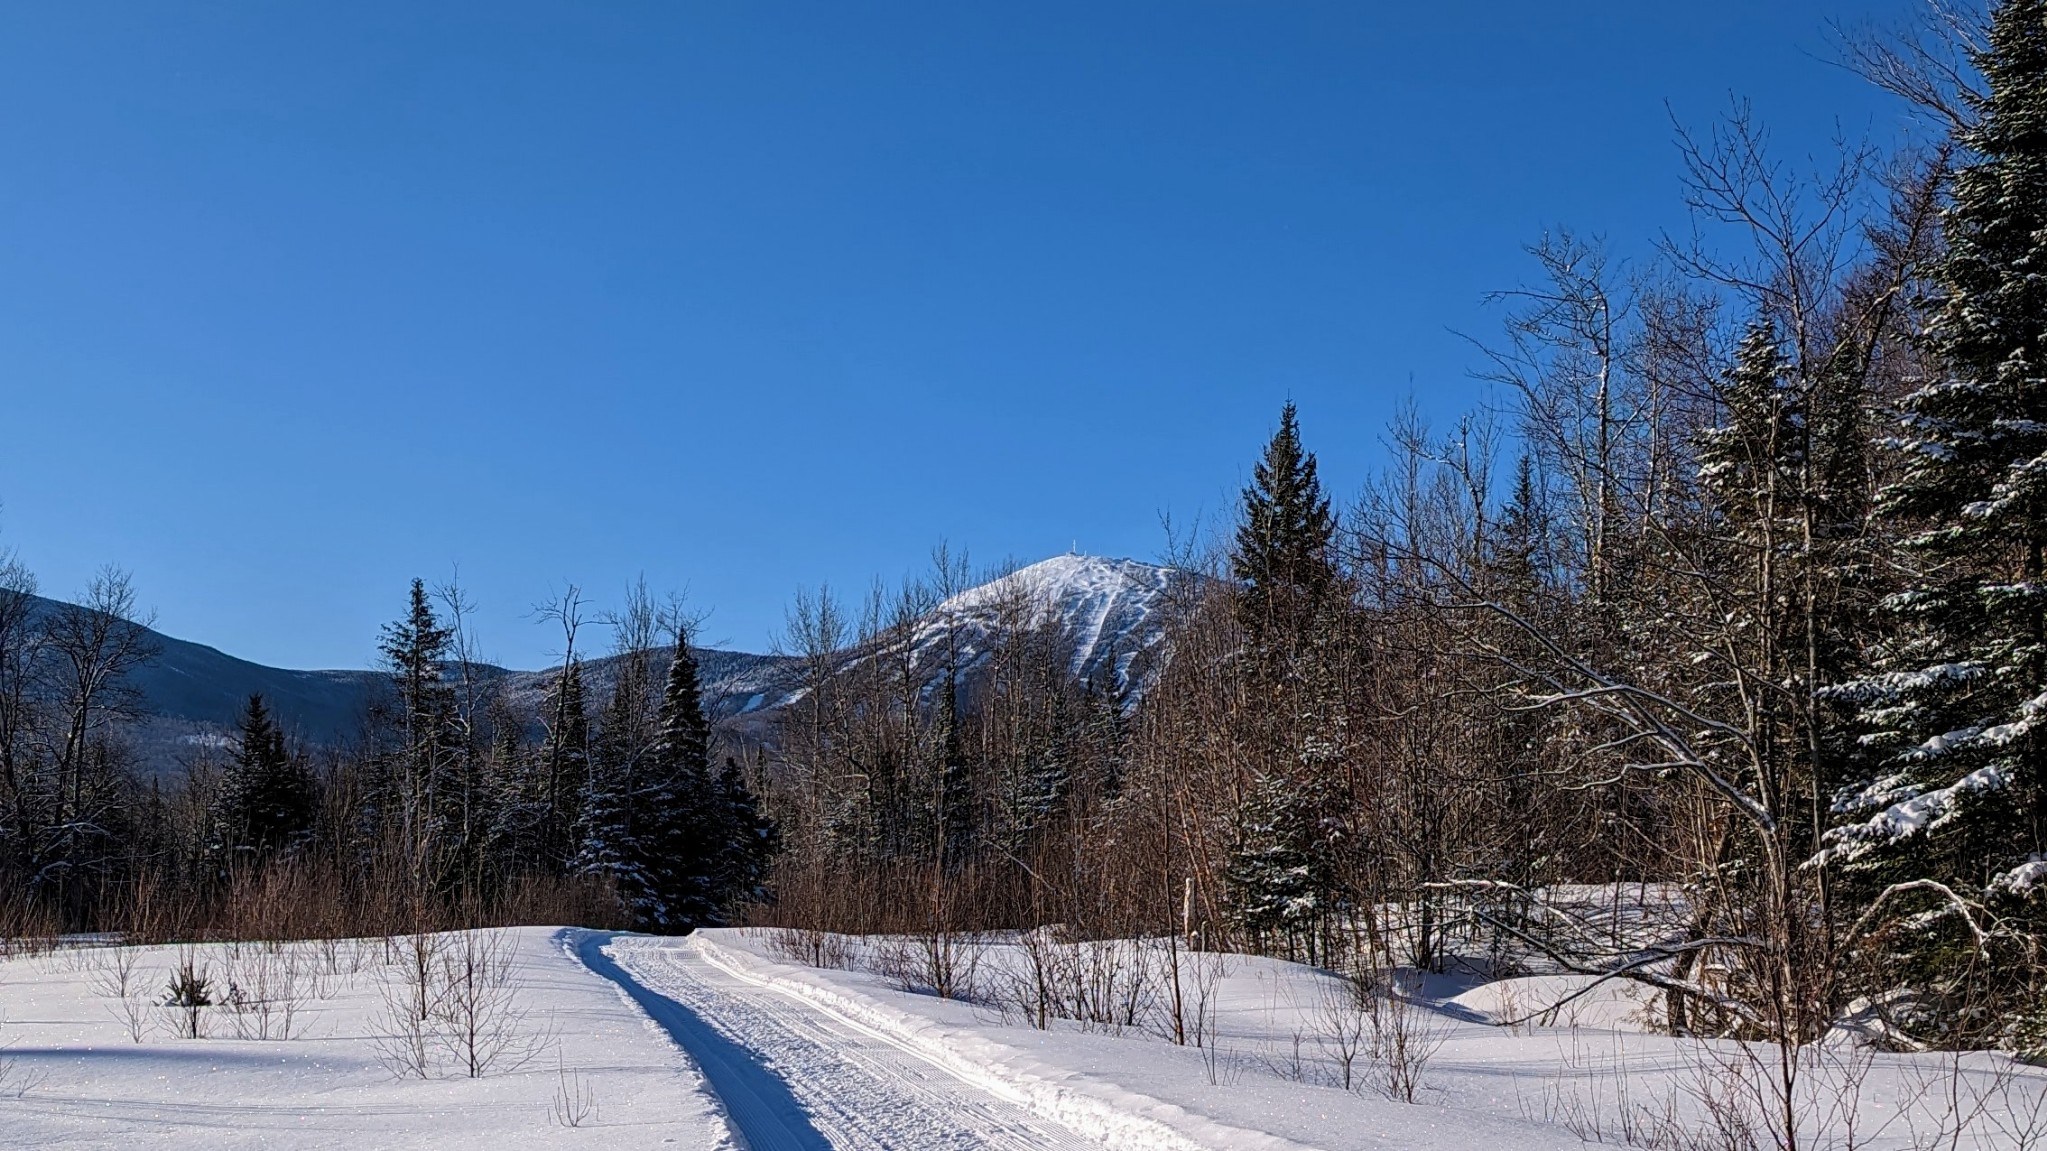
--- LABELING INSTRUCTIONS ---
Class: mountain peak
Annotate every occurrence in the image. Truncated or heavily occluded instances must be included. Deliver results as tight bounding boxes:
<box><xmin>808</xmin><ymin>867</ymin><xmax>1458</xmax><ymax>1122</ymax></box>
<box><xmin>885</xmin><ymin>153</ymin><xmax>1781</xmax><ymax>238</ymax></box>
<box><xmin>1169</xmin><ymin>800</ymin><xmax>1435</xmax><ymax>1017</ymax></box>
<box><xmin>938</xmin><ymin>554</ymin><xmax>1178</xmax><ymax>618</ymax></box>
<box><xmin>927</xmin><ymin>554</ymin><xmax>1194</xmax><ymax>688</ymax></box>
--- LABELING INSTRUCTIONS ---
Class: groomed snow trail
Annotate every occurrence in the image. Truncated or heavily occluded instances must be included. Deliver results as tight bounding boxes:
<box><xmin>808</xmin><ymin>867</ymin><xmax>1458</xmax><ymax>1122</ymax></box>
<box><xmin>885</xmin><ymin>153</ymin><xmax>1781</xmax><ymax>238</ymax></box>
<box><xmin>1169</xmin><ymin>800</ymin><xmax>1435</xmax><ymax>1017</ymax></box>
<box><xmin>575</xmin><ymin>932</ymin><xmax>1108</xmax><ymax>1151</ymax></box>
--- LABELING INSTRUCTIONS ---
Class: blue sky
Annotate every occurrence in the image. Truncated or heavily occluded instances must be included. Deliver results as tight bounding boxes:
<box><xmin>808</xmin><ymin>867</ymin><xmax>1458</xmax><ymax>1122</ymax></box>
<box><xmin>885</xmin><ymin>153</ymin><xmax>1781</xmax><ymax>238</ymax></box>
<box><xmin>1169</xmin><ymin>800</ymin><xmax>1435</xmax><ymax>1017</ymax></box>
<box><xmin>0</xmin><ymin>1</ymin><xmax>1921</xmax><ymax>669</ymax></box>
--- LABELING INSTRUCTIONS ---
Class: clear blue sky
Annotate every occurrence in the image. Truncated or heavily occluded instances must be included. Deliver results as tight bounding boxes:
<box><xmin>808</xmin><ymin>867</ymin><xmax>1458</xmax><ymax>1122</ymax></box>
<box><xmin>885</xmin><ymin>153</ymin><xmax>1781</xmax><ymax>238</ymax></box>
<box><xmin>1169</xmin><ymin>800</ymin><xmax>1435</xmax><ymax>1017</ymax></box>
<box><xmin>0</xmin><ymin>1</ymin><xmax>1921</xmax><ymax>670</ymax></box>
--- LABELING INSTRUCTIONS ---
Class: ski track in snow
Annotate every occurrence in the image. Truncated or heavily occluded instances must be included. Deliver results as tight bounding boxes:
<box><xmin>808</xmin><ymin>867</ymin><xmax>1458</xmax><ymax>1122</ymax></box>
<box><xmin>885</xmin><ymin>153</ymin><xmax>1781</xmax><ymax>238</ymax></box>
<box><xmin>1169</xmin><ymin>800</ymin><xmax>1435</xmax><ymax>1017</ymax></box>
<box><xmin>577</xmin><ymin>932</ymin><xmax>1107</xmax><ymax>1151</ymax></box>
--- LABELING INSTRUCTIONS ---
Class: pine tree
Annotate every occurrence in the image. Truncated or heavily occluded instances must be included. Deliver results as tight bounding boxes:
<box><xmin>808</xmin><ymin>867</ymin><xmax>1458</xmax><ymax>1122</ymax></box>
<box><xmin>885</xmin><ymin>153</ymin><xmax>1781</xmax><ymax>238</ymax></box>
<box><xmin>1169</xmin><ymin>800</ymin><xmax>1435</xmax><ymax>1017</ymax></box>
<box><xmin>1080</xmin><ymin>662</ymin><xmax>1130</xmax><ymax>802</ymax></box>
<box><xmin>621</xmin><ymin>640</ymin><xmax>720</xmax><ymax>931</ymax></box>
<box><xmin>1233</xmin><ymin>401</ymin><xmax>1337</xmax><ymax>643</ymax></box>
<box><xmin>933</xmin><ymin>672</ymin><xmax>976</xmax><ymax>868</ymax></box>
<box><xmin>1224</xmin><ymin>772</ymin><xmax>1333</xmax><ymax>956</ymax></box>
<box><xmin>210</xmin><ymin>693</ymin><xmax>315</xmax><ymax>865</ymax></box>
<box><xmin>375</xmin><ymin>578</ymin><xmax>461</xmax><ymax>887</ymax></box>
<box><xmin>1829</xmin><ymin>0</ymin><xmax>2047</xmax><ymax>1042</ymax></box>
<box><xmin>1698</xmin><ymin>321</ymin><xmax>1800</xmax><ymax>527</ymax></box>
<box><xmin>713</xmin><ymin>756</ymin><xmax>778</xmax><ymax>908</ymax></box>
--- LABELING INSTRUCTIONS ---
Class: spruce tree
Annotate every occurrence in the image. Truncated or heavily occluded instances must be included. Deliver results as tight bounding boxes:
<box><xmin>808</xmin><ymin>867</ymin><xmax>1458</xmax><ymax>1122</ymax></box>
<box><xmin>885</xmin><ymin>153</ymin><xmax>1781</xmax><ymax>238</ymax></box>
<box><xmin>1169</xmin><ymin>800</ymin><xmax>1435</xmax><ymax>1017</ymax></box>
<box><xmin>1232</xmin><ymin>401</ymin><xmax>1337</xmax><ymax>641</ymax></box>
<box><xmin>481</xmin><ymin>696</ymin><xmax>532</xmax><ymax>868</ymax></box>
<box><xmin>380</xmin><ymin>579</ymin><xmax>457</xmax><ymax>750</ymax></box>
<box><xmin>621</xmin><ymin>640</ymin><xmax>719</xmax><ymax>931</ymax></box>
<box><xmin>572</xmin><ymin>673</ymin><xmax>639</xmax><ymax>893</ymax></box>
<box><xmin>714</xmin><ymin>756</ymin><xmax>778</xmax><ymax>908</ymax></box>
<box><xmin>375</xmin><ymin>578</ymin><xmax>461</xmax><ymax>886</ymax></box>
<box><xmin>1829</xmin><ymin>0</ymin><xmax>2047</xmax><ymax>1042</ymax></box>
<box><xmin>933</xmin><ymin>673</ymin><xmax>976</xmax><ymax>868</ymax></box>
<box><xmin>211</xmin><ymin>693</ymin><xmax>314</xmax><ymax>864</ymax></box>
<box><xmin>1477</xmin><ymin>459</ymin><xmax>1559</xmax><ymax>896</ymax></box>
<box><xmin>1081</xmin><ymin>663</ymin><xmax>1130</xmax><ymax>801</ymax></box>
<box><xmin>1226</xmin><ymin>402</ymin><xmax>1348</xmax><ymax>959</ymax></box>
<box><xmin>569</xmin><ymin>750</ymin><xmax>626</xmax><ymax>887</ymax></box>
<box><xmin>1224</xmin><ymin>772</ymin><xmax>1332</xmax><ymax>957</ymax></box>
<box><xmin>1489</xmin><ymin>457</ymin><xmax>1549</xmax><ymax>594</ymax></box>
<box><xmin>1698</xmin><ymin>321</ymin><xmax>1799</xmax><ymax>525</ymax></box>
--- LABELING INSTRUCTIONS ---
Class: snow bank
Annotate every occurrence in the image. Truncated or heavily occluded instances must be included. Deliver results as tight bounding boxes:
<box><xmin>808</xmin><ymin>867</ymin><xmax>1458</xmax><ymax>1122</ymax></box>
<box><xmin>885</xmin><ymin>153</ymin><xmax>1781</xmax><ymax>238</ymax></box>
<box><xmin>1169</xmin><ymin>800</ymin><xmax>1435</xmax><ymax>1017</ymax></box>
<box><xmin>1448</xmin><ymin>972</ymin><xmax>1665</xmax><ymax>1032</ymax></box>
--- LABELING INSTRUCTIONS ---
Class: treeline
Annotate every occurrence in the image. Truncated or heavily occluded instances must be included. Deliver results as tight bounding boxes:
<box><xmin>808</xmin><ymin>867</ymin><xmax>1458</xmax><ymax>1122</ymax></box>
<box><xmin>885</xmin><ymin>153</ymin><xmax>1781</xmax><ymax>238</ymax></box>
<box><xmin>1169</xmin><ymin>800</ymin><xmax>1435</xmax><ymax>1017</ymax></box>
<box><xmin>752</xmin><ymin>1</ymin><xmax>2047</xmax><ymax>1059</ymax></box>
<box><xmin>0</xmin><ymin>567</ymin><xmax>774</xmax><ymax>940</ymax></box>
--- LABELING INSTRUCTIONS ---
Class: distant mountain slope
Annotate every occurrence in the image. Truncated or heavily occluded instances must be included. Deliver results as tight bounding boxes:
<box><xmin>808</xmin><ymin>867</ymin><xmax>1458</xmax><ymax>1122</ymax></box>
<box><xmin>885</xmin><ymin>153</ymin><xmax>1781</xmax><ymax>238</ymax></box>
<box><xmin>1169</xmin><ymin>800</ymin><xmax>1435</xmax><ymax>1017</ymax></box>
<box><xmin>21</xmin><ymin>592</ymin><xmax>794</xmax><ymax>772</ymax></box>
<box><xmin>912</xmin><ymin>554</ymin><xmax>1195</xmax><ymax>690</ymax></box>
<box><xmin>21</xmin><ymin>593</ymin><xmax>387</xmax><ymax>749</ymax></box>
<box><xmin>40</xmin><ymin>555</ymin><xmax>1193</xmax><ymax>773</ymax></box>
<box><xmin>492</xmin><ymin>646</ymin><xmax>804</xmax><ymax>732</ymax></box>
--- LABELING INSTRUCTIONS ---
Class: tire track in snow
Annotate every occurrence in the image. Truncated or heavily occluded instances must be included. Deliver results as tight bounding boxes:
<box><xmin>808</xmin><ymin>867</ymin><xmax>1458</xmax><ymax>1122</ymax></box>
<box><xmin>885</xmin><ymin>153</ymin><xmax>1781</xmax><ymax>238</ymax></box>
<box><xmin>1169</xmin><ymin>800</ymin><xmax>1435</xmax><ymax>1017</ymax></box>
<box><xmin>577</xmin><ymin>932</ymin><xmax>1104</xmax><ymax>1151</ymax></box>
<box><xmin>574</xmin><ymin>931</ymin><xmax>826</xmax><ymax>1150</ymax></box>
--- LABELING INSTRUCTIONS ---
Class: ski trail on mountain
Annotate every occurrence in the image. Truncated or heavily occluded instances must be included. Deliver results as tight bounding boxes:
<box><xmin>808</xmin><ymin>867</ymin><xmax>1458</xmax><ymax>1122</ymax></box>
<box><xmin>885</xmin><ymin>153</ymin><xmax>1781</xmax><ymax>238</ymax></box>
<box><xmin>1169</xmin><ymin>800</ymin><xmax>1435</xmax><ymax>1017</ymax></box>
<box><xmin>577</xmin><ymin>932</ymin><xmax>1106</xmax><ymax>1151</ymax></box>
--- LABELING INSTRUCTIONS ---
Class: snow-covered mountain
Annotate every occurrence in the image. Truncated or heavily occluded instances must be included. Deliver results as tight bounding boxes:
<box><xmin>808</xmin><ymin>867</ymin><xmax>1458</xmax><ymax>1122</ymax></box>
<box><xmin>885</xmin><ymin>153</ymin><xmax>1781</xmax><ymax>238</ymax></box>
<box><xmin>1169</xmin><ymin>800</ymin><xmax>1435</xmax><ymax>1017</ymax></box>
<box><xmin>912</xmin><ymin>554</ymin><xmax>1194</xmax><ymax>690</ymax></box>
<box><xmin>57</xmin><ymin>555</ymin><xmax>1194</xmax><ymax>773</ymax></box>
<box><xmin>491</xmin><ymin>645</ymin><xmax>805</xmax><ymax>731</ymax></box>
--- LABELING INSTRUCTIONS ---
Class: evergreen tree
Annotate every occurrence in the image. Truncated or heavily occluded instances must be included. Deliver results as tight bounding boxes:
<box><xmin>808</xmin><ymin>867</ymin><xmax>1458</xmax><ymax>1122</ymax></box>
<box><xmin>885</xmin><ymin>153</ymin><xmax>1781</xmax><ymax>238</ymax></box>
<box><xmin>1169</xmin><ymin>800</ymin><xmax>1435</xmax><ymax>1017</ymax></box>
<box><xmin>572</xmin><ymin>669</ymin><xmax>641</xmax><ymax>892</ymax></box>
<box><xmin>1699</xmin><ymin>323</ymin><xmax>1885</xmax><ymax>861</ymax></box>
<box><xmin>1698</xmin><ymin>321</ymin><xmax>1800</xmax><ymax>527</ymax></box>
<box><xmin>1475</xmin><ymin>458</ymin><xmax>1561</xmax><ymax>899</ymax></box>
<box><xmin>375</xmin><ymin>578</ymin><xmax>461</xmax><ymax>887</ymax></box>
<box><xmin>621</xmin><ymin>640</ymin><xmax>720</xmax><ymax>931</ymax></box>
<box><xmin>1224</xmin><ymin>772</ymin><xmax>1333</xmax><ymax>956</ymax></box>
<box><xmin>1488</xmin><ymin>456</ymin><xmax>1551</xmax><ymax>596</ymax></box>
<box><xmin>1080</xmin><ymin>661</ymin><xmax>1130</xmax><ymax>802</ymax></box>
<box><xmin>210</xmin><ymin>693</ymin><xmax>315</xmax><ymax>864</ymax></box>
<box><xmin>1228</xmin><ymin>403</ymin><xmax>1349</xmax><ymax>945</ymax></box>
<box><xmin>1232</xmin><ymin>401</ymin><xmax>1338</xmax><ymax>642</ymax></box>
<box><xmin>481</xmin><ymin>695</ymin><xmax>533</xmax><ymax>869</ymax></box>
<box><xmin>714</xmin><ymin>756</ymin><xmax>778</xmax><ymax>909</ymax></box>
<box><xmin>993</xmin><ymin>687</ymin><xmax>1072</xmax><ymax>857</ymax></box>
<box><xmin>933</xmin><ymin>672</ymin><xmax>976</xmax><ymax>867</ymax></box>
<box><xmin>380</xmin><ymin>579</ymin><xmax>458</xmax><ymax>753</ymax></box>
<box><xmin>569</xmin><ymin>750</ymin><xmax>627</xmax><ymax>887</ymax></box>
<box><xmin>1830</xmin><ymin>0</ymin><xmax>2047</xmax><ymax>1043</ymax></box>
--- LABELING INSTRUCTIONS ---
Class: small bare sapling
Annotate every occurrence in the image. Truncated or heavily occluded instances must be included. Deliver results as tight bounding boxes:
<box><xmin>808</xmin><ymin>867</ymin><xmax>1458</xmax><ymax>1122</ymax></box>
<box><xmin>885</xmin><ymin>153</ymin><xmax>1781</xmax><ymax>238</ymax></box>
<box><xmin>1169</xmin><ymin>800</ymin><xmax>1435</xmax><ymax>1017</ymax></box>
<box><xmin>551</xmin><ymin>1051</ymin><xmax>598</xmax><ymax>1128</ymax></box>
<box><xmin>433</xmin><ymin>930</ymin><xmax>548</xmax><ymax>1078</ymax></box>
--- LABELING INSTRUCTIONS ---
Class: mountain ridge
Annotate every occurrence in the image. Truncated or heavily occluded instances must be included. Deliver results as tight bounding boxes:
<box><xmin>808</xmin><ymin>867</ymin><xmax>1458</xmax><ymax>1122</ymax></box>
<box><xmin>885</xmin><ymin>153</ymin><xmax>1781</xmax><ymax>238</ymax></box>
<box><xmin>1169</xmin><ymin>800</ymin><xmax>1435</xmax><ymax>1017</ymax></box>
<box><xmin>30</xmin><ymin>554</ymin><xmax>1193</xmax><ymax>773</ymax></box>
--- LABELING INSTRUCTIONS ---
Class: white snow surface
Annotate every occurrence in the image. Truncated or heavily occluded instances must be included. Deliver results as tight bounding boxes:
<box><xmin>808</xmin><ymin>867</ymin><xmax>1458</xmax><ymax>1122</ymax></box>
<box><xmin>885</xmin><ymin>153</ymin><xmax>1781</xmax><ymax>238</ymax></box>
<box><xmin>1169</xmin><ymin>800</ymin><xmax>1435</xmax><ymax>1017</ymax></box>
<box><xmin>5</xmin><ymin>924</ymin><xmax>2043</xmax><ymax>1150</ymax></box>
<box><xmin>596</xmin><ymin>933</ymin><xmax>1112</xmax><ymax>1150</ymax></box>
<box><xmin>684</xmin><ymin>932</ymin><xmax>1590</xmax><ymax>1151</ymax></box>
<box><xmin>0</xmin><ymin>927</ymin><xmax>733</xmax><ymax>1149</ymax></box>
<box><xmin>677</xmin><ymin>930</ymin><xmax>2039</xmax><ymax>1151</ymax></box>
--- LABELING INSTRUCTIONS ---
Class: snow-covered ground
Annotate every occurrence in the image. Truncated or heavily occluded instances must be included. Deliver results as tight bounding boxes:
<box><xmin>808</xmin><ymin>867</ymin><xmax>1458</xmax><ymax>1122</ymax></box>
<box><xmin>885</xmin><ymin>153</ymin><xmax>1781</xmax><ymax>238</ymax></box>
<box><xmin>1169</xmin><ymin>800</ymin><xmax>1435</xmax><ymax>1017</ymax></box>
<box><xmin>0</xmin><ymin>928</ymin><xmax>733</xmax><ymax>1150</ymax></box>
<box><xmin>2</xmin><ymin>925</ymin><xmax>2042</xmax><ymax>1150</ymax></box>
<box><xmin>595</xmin><ymin>933</ymin><xmax>1106</xmax><ymax>1149</ymax></box>
<box><xmin>674</xmin><ymin>929</ymin><xmax>2043</xmax><ymax>1151</ymax></box>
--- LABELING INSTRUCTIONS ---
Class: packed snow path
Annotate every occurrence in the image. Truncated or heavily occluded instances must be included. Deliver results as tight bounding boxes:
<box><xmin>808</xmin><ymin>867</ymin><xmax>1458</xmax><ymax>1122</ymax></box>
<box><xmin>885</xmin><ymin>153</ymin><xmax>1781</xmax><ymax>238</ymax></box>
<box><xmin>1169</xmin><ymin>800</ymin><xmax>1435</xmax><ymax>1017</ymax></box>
<box><xmin>576</xmin><ymin>932</ymin><xmax>1107</xmax><ymax>1151</ymax></box>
